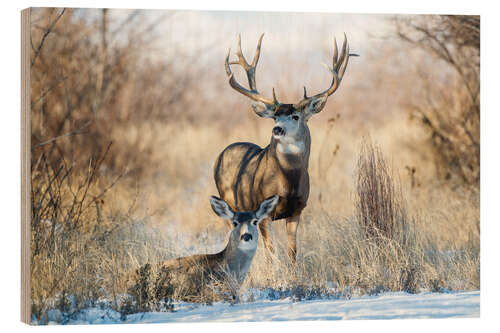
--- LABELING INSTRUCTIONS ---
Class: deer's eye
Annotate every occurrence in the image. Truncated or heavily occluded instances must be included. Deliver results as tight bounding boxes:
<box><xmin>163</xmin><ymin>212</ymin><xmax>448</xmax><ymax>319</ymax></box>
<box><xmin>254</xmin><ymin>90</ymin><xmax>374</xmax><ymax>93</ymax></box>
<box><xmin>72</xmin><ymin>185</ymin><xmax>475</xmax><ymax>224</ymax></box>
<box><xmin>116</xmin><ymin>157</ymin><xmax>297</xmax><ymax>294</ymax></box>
<box><xmin>252</xmin><ymin>219</ymin><xmax>258</xmax><ymax>226</ymax></box>
<box><xmin>292</xmin><ymin>115</ymin><xmax>299</xmax><ymax>121</ymax></box>
<box><xmin>233</xmin><ymin>222</ymin><xmax>238</xmax><ymax>227</ymax></box>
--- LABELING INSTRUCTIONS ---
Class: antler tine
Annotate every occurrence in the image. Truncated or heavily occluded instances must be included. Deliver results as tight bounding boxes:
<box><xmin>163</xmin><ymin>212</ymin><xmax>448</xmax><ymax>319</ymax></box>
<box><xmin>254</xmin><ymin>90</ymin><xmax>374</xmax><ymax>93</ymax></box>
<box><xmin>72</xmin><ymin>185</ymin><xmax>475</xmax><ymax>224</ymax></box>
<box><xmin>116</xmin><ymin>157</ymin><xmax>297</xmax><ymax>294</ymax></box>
<box><xmin>296</xmin><ymin>34</ymin><xmax>355</xmax><ymax>107</ymax></box>
<box><xmin>229</xmin><ymin>34</ymin><xmax>250</xmax><ymax>69</ymax></box>
<box><xmin>335</xmin><ymin>33</ymin><xmax>348</xmax><ymax>73</ymax></box>
<box><xmin>251</xmin><ymin>33</ymin><xmax>265</xmax><ymax>67</ymax></box>
<box><xmin>225</xmin><ymin>48</ymin><xmax>233</xmax><ymax>77</ymax></box>
<box><xmin>332</xmin><ymin>37</ymin><xmax>338</xmax><ymax>68</ymax></box>
<box><xmin>225</xmin><ymin>34</ymin><xmax>277</xmax><ymax>106</ymax></box>
<box><xmin>237</xmin><ymin>33</ymin><xmax>243</xmax><ymax>57</ymax></box>
<box><xmin>338</xmin><ymin>44</ymin><xmax>350</xmax><ymax>80</ymax></box>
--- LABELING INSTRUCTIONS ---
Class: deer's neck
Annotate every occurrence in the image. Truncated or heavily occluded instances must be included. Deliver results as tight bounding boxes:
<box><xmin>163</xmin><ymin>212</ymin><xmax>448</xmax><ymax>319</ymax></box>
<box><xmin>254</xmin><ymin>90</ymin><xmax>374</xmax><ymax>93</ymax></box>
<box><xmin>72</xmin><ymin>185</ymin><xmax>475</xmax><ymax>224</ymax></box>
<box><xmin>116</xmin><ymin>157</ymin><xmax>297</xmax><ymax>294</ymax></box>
<box><xmin>269</xmin><ymin>128</ymin><xmax>311</xmax><ymax>171</ymax></box>
<box><xmin>220</xmin><ymin>239</ymin><xmax>256</xmax><ymax>283</ymax></box>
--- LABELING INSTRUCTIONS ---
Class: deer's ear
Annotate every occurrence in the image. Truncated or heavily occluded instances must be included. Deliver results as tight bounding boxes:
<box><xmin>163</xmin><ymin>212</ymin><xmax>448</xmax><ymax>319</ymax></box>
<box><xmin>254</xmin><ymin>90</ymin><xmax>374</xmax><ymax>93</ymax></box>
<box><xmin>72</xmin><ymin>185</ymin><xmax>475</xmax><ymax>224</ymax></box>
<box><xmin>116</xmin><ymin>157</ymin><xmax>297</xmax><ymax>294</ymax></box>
<box><xmin>251</xmin><ymin>102</ymin><xmax>275</xmax><ymax>118</ymax></box>
<box><xmin>210</xmin><ymin>196</ymin><xmax>234</xmax><ymax>220</ymax></box>
<box><xmin>304</xmin><ymin>94</ymin><xmax>329</xmax><ymax>120</ymax></box>
<box><xmin>256</xmin><ymin>195</ymin><xmax>279</xmax><ymax>219</ymax></box>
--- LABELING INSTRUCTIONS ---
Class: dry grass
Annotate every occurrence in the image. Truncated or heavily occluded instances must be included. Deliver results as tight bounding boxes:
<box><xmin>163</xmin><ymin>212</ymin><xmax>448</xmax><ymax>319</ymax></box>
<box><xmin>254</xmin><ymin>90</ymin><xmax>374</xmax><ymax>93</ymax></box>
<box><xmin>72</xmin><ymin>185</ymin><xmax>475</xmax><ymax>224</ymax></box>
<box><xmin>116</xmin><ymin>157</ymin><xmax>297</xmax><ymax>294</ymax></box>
<box><xmin>29</xmin><ymin>115</ymin><xmax>480</xmax><ymax>321</ymax></box>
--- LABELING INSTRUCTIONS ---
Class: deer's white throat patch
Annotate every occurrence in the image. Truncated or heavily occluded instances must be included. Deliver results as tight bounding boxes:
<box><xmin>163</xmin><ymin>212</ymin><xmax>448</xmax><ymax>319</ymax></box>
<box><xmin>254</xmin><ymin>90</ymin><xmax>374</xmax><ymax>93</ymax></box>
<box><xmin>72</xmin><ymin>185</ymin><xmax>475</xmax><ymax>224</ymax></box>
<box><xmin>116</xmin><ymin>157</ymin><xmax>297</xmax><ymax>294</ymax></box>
<box><xmin>276</xmin><ymin>140</ymin><xmax>305</xmax><ymax>155</ymax></box>
<box><xmin>238</xmin><ymin>241</ymin><xmax>257</xmax><ymax>252</ymax></box>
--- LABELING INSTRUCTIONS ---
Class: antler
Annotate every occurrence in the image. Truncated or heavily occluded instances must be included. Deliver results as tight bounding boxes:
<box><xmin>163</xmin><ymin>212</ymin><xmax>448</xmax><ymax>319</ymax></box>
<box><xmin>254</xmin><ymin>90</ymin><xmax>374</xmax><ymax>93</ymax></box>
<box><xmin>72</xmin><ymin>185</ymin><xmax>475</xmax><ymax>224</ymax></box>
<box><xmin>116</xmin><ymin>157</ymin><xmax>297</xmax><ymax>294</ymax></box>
<box><xmin>297</xmin><ymin>33</ymin><xmax>356</xmax><ymax>107</ymax></box>
<box><xmin>225</xmin><ymin>34</ymin><xmax>279</xmax><ymax>107</ymax></box>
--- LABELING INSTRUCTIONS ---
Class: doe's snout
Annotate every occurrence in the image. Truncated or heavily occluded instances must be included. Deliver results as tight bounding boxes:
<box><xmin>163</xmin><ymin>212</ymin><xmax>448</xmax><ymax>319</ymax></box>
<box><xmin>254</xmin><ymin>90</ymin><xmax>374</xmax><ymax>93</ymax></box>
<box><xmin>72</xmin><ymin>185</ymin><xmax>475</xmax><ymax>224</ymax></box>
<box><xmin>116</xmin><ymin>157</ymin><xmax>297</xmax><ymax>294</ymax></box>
<box><xmin>241</xmin><ymin>233</ymin><xmax>253</xmax><ymax>242</ymax></box>
<box><xmin>272</xmin><ymin>126</ymin><xmax>285</xmax><ymax>136</ymax></box>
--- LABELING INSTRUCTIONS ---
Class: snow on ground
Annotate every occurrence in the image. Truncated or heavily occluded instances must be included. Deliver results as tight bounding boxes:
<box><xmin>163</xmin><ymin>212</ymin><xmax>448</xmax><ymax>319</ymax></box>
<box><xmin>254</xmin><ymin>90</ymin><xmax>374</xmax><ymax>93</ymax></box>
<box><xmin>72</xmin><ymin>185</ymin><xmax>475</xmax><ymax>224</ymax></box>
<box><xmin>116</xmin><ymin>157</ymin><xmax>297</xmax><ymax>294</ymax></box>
<box><xmin>46</xmin><ymin>290</ymin><xmax>479</xmax><ymax>325</ymax></box>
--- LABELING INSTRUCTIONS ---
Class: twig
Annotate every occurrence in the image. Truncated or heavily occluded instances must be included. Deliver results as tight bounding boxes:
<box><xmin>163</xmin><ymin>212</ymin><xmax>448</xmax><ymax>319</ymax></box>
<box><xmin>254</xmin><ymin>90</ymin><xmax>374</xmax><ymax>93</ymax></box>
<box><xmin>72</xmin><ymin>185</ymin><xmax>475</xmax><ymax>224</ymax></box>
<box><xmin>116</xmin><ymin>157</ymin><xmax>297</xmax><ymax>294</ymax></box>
<box><xmin>31</xmin><ymin>8</ymin><xmax>66</xmax><ymax>68</ymax></box>
<box><xmin>31</xmin><ymin>75</ymin><xmax>68</xmax><ymax>108</ymax></box>
<box><xmin>31</xmin><ymin>121</ymin><xmax>91</xmax><ymax>151</ymax></box>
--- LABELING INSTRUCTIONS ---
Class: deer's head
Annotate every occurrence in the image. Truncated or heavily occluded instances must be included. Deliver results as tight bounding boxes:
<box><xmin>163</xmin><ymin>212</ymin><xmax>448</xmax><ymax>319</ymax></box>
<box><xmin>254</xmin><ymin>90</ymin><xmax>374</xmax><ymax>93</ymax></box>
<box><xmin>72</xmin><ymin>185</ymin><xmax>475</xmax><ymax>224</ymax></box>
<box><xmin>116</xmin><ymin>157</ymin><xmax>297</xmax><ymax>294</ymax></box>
<box><xmin>225</xmin><ymin>34</ymin><xmax>355</xmax><ymax>153</ymax></box>
<box><xmin>210</xmin><ymin>195</ymin><xmax>279</xmax><ymax>252</ymax></box>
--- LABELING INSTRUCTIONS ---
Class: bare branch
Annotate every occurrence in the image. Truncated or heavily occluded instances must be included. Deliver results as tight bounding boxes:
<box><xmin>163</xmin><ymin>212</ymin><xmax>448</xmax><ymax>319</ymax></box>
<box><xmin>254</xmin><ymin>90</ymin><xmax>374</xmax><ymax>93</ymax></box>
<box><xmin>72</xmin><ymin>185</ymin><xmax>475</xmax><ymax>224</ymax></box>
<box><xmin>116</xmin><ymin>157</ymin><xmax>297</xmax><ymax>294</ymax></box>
<box><xmin>31</xmin><ymin>121</ymin><xmax>91</xmax><ymax>151</ymax></box>
<box><xmin>31</xmin><ymin>8</ymin><xmax>66</xmax><ymax>68</ymax></box>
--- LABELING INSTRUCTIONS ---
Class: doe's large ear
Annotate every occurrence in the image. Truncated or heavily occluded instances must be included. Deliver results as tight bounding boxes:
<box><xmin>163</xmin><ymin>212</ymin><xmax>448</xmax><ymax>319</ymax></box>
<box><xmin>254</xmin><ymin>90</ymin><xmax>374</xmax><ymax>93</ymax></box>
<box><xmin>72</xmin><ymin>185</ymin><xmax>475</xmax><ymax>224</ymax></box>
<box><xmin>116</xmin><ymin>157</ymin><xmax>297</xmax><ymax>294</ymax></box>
<box><xmin>251</xmin><ymin>102</ymin><xmax>275</xmax><ymax>118</ymax></box>
<box><xmin>256</xmin><ymin>195</ymin><xmax>280</xmax><ymax>220</ymax></box>
<box><xmin>304</xmin><ymin>94</ymin><xmax>329</xmax><ymax>120</ymax></box>
<box><xmin>210</xmin><ymin>196</ymin><xmax>234</xmax><ymax>220</ymax></box>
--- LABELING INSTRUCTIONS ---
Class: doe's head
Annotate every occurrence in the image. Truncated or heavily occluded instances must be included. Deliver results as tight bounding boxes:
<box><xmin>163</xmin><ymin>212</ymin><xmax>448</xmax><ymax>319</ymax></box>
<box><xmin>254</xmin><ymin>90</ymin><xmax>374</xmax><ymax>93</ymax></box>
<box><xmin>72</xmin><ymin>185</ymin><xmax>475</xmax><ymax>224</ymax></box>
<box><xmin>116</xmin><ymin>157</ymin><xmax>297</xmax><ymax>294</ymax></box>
<box><xmin>209</xmin><ymin>195</ymin><xmax>279</xmax><ymax>252</ymax></box>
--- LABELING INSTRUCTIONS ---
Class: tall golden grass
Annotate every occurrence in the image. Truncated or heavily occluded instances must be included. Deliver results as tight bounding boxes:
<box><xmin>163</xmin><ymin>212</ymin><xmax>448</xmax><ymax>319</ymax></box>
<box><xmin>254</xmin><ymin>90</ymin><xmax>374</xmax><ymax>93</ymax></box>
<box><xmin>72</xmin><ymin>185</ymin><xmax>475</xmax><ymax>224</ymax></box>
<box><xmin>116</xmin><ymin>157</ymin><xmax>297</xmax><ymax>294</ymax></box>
<box><xmin>29</xmin><ymin>9</ymin><xmax>479</xmax><ymax>322</ymax></box>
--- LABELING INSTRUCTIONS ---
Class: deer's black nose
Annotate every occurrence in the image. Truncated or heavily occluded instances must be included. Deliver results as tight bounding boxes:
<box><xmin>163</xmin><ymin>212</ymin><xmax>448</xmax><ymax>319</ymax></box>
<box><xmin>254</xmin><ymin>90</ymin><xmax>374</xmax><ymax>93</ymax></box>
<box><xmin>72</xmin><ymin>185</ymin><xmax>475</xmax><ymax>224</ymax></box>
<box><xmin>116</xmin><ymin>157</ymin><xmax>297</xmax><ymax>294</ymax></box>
<box><xmin>273</xmin><ymin>126</ymin><xmax>285</xmax><ymax>136</ymax></box>
<box><xmin>241</xmin><ymin>233</ymin><xmax>253</xmax><ymax>242</ymax></box>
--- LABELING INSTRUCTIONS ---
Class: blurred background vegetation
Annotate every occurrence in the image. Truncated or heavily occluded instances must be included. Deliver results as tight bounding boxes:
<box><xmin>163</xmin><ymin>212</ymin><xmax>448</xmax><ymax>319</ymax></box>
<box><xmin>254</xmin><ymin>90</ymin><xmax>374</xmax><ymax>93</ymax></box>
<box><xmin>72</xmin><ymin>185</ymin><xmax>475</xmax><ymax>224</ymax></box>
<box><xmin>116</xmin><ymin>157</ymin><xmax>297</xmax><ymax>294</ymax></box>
<box><xmin>29</xmin><ymin>8</ymin><xmax>479</xmax><ymax>323</ymax></box>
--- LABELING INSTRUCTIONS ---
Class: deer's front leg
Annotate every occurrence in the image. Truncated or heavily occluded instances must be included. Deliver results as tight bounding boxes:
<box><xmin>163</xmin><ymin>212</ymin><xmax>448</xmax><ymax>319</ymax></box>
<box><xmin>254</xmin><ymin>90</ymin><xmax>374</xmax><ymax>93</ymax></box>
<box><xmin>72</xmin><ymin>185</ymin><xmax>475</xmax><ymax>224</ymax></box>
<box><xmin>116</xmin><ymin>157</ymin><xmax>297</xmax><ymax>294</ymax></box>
<box><xmin>259</xmin><ymin>217</ymin><xmax>274</xmax><ymax>254</ymax></box>
<box><xmin>286</xmin><ymin>215</ymin><xmax>300</xmax><ymax>263</ymax></box>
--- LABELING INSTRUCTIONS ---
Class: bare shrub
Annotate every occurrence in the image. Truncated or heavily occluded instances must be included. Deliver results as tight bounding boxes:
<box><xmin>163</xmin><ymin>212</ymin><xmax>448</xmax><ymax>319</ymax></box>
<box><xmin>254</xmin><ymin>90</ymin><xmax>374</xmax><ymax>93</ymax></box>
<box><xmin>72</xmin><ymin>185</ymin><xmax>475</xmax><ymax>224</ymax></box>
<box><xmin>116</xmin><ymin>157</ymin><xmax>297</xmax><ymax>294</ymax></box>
<box><xmin>125</xmin><ymin>263</ymin><xmax>174</xmax><ymax>313</ymax></box>
<box><xmin>30</xmin><ymin>8</ymin><xmax>207</xmax><ymax>179</ymax></box>
<box><xmin>28</xmin><ymin>8</ymin><xmax>211</xmax><ymax>322</ymax></box>
<box><xmin>350</xmin><ymin>139</ymin><xmax>421</xmax><ymax>292</ymax></box>
<box><xmin>395</xmin><ymin>15</ymin><xmax>480</xmax><ymax>186</ymax></box>
<box><xmin>30</xmin><ymin>144</ymin><xmax>122</xmax><ymax>323</ymax></box>
<box><xmin>124</xmin><ymin>260</ymin><xmax>245</xmax><ymax>315</ymax></box>
<box><xmin>30</xmin><ymin>143</ymin><xmax>175</xmax><ymax>322</ymax></box>
<box><xmin>356</xmin><ymin>138</ymin><xmax>407</xmax><ymax>241</ymax></box>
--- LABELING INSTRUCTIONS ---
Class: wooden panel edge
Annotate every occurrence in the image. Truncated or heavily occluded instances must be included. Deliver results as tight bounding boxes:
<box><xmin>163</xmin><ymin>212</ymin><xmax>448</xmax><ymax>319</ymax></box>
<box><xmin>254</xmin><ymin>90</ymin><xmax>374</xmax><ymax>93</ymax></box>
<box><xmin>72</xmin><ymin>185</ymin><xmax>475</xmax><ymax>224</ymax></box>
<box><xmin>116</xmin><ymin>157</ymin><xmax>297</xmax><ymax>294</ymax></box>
<box><xmin>21</xmin><ymin>7</ymin><xmax>31</xmax><ymax>325</ymax></box>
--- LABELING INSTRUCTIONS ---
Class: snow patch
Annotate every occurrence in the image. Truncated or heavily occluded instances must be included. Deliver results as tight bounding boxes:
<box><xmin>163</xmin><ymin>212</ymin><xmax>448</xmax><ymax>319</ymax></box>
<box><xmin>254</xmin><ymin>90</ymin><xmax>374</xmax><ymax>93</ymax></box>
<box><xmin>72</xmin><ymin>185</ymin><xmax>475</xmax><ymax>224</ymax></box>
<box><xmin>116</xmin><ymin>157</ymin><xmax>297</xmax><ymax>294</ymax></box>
<box><xmin>32</xmin><ymin>290</ymin><xmax>479</xmax><ymax>325</ymax></box>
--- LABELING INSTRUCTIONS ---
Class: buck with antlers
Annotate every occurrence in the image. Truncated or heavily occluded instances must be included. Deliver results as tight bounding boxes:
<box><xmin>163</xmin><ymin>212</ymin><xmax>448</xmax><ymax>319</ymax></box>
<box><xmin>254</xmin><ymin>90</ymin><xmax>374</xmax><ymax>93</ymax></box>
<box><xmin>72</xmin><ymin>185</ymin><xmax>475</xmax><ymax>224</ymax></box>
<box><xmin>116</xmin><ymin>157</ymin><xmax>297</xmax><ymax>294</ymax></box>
<box><xmin>214</xmin><ymin>34</ymin><xmax>355</xmax><ymax>262</ymax></box>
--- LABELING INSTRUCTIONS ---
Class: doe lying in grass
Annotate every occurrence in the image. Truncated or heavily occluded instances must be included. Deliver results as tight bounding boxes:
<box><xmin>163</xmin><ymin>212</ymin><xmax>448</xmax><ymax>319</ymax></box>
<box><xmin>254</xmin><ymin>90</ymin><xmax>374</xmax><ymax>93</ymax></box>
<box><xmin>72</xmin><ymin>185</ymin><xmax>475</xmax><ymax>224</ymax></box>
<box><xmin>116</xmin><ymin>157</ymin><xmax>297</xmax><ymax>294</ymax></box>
<box><xmin>130</xmin><ymin>195</ymin><xmax>279</xmax><ymax>305</ymax></box>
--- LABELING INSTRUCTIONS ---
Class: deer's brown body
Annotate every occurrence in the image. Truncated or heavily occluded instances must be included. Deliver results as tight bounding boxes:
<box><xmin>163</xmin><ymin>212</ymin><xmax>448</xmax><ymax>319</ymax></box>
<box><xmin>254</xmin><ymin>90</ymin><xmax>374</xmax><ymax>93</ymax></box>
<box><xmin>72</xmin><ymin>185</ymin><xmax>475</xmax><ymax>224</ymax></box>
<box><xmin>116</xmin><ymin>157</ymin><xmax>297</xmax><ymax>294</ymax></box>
<box><xmin>150</xmin><ymin>242</ymin><xmax>255</xmax><ymax>303</ymax></box>
<box><xmin>214</xmin><ymin>134</ymin><xmax>310</xmax><ymax>220</ymax></box>
<box><xmin>215</xmin><ymin>34</ymin><xmax>355</xmax><ymax>261</ymax></box>
<box><xmin>129</xmin><ymin>196</ymin><xmax>279</xmax><ymax>304</ymax></box>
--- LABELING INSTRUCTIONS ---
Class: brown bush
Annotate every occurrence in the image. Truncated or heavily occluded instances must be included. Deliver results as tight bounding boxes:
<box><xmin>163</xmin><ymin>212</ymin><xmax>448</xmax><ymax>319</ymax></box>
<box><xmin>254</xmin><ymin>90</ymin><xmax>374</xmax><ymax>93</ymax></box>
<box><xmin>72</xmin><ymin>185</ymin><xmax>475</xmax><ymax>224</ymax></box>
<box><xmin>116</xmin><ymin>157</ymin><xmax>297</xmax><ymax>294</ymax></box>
<box><xmin>30</xmin><ymin>8</ymin><xmax>207</xmax><ymax>179</ymax></box>
<box><xmin>356</xmin><ymin>138</ymin><xmax>408</xmax><ymax>241</ymax></box>
<box><xmin>29</xmin><ymin>8</ymin><xmax>203</xmax><ymax>321</ymax></box>
<box><xmin>30</xmin><ymin>144</ymin><xmax>120</xmax><ymax>322</ymax></box>
<box><xmin>395</xmin><ymin>15</ymin><xmax>480</xmax><ymax>186</ymax></box>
